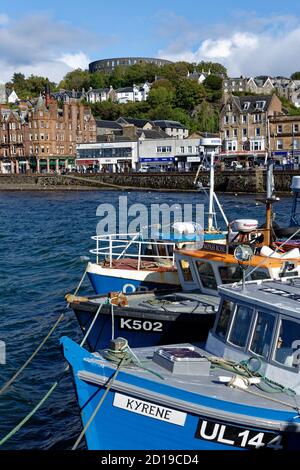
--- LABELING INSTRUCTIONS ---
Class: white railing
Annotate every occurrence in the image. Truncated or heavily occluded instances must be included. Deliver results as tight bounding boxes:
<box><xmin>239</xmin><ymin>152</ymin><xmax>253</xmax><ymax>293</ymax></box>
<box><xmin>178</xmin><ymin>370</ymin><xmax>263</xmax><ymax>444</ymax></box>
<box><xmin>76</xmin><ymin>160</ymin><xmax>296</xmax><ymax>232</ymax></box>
<box><xmin>90</xmin><ymin>232</ymin><xmax>176</xmax><ymax>269</ymax></box>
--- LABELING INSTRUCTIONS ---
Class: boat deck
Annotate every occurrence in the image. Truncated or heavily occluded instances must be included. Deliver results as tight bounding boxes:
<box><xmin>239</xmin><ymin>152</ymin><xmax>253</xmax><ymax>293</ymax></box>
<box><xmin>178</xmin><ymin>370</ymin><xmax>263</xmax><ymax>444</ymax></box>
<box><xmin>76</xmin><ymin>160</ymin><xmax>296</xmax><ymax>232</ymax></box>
<box><xmin>101</xmin><ymin>258</ymin><xmax>176</xmax><ymax>272</ymax></box>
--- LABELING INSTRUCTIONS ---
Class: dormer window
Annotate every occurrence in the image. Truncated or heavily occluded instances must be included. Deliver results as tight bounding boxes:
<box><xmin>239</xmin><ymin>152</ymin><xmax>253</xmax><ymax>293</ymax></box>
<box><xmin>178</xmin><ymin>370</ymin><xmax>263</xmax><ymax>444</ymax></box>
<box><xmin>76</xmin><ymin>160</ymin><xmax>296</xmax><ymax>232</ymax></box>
<box><xmin>243</xmin><ymin>102</ymin><xmax>250</xmax><ymax>110</ymax></box>
<box><xmin>255</xmin><ymin>101</ymin><xmax>266</xmax><ymax>110</ymax></box>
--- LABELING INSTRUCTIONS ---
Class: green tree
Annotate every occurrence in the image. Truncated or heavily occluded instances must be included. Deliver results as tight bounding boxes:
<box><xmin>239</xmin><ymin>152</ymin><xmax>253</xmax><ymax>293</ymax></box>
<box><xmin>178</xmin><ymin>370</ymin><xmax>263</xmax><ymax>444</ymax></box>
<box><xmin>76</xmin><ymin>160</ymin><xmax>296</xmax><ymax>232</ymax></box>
<box><xmin>203</xmin><ymin>74</ymin><xmax>223</xmax><ymax>91</ymax></box>
<box><xmin>174</xmin><ymin>79</ymin><xmax>204</xmax><ymax>111</ymax></box>
<box><xmin>196</xmin><ymin>61</ymin><xmax>227</xmax><ymax>77</ymax></box>
<box><xmin>89</xmin><ymin>71</ymin><xmax>108</xmax><ymax>89</ymax></box>
<box><xmin>291</xmin><ymin>72</ymin><xmax>300</xmax><ymax>80</ymax></box>
<box><xmin>147</xmin><ymin>86</ymin><xmax>174</xmax><ymax>108</ymax></box>
<box><xmin>59</xmin><ymin>69</ymin><xmax>91</xmax><ymax>90</ymax></box>
<box><xmin>193</xmin><ymin>100</ymin><xmax>219</xmax><ymax>133</ymax></box>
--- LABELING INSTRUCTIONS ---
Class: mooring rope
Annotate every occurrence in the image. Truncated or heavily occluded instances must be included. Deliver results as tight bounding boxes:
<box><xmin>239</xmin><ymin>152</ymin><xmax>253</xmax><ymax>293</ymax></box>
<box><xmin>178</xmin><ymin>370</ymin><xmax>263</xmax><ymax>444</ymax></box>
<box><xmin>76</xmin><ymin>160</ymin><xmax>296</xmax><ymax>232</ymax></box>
<box><xmin>0</xmin><ymin>313</ymin><xmax>65</xmax><ymax>396</ymax></box>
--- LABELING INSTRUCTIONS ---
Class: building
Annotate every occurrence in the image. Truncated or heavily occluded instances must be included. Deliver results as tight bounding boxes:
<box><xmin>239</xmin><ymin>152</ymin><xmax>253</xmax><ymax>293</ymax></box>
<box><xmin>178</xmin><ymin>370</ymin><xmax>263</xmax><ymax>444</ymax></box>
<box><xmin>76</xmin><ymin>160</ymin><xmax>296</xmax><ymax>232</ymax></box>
<box><xmin>269</xmin><ymin>115</ymin><xmax>300</xmax><ymax>162</ymax></box>
<box><xmin>76</xmin><ymin>134</ymin><xmax>201</xmax><ymax>172</ymax></box>
<box><xmin>0</xmin><ymin>84</ymin><xmax>6</xmax><ymax>104</ymax></box>
<box><xmin>89</xmin><ymin>57</ymin><xmax>173</xmax><ymax>74</ymax></box>
<box><xmin>115</xmin><ymin>82</ymin><xmax>151</xmax><ymax>104</ymax></box>
<box><xmin>220</xmin><ymin>94</ymin><xmax>283</xmax><ymax>160</ymax></box>
<box><xmin>152</xmin><ymin>120</ymin><xmax>189</xmax><ymax>139</ymax></box>
<box><xmin>7</xmin><ymin>89</ymin><xmax>20</xmax><ymax>104</ymax></box>
<box><xmin>86</xmin><ymin>86</ymin><xmax>116</xmax><ymax>103</ymax></box>
<box><xmin>0</xmin><ymin>96</ymin><xmax>97</xmax><ymax>174</ymax></box>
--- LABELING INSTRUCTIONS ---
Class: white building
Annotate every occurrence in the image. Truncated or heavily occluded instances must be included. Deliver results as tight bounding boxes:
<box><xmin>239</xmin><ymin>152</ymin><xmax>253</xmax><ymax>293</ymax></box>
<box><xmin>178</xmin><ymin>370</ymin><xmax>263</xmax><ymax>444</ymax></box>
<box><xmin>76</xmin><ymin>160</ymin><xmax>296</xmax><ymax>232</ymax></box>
<box><xmin>7</xmin><ymin>89</ymin><xmax>19</xmax><ymax>104</ymax></box>
<box><xmin>152</xmin><ymin>120</ymin><xmax>189</xmax><ymax>139</ymax></box>
<box><xmin>115</xmin><ymin>82</ymin><xmax>152</xmax><ymax>104</ymax></box>
<box><xmin>86</xmin><ymin>86</ymin><xmax>115</xmax><ymax>103</ymax></box>
<box><xmin>76</xmin><ymin>135</ymin><xmax>201</xmax><ymax>172</ymax></box>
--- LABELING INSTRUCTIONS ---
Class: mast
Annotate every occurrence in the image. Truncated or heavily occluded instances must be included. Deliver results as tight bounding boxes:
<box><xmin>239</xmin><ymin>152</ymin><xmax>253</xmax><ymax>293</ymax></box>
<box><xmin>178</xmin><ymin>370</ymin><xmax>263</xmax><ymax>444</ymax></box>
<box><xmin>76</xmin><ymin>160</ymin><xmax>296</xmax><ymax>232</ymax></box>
<box><xmin>207</xmin><ymin>151</ymin><xmax>215</xmax><ymax>232</ymax></box>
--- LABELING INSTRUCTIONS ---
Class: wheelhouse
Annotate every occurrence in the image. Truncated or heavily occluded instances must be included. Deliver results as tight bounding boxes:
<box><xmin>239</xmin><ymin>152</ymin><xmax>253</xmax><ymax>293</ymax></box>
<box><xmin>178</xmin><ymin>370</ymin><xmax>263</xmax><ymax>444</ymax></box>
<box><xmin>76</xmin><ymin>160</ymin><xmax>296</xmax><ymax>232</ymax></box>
<box><xmin>206</xmin><ymin>278</ymin><xmax>300</xmax><ymax>394</ymax></box>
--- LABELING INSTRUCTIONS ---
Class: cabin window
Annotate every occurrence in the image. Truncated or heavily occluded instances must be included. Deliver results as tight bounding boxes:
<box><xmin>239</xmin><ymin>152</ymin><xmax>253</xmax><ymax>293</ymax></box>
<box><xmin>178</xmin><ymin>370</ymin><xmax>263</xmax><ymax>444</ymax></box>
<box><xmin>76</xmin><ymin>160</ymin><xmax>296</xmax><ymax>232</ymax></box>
<box><xmin>196</xmin><ymin>261</ymin><xmax>217</xmax><ymax>290</ymax></box>
<box><xmin>215</xmin><ymin>300</ymin><xmax>234</xmax><ymax>339</ymax></box>
<box><xmin>229</xmin><ymin>305</ymin><xmax>253</xmax><ymax>348</ymax></box>
<box><xmin>179</xmin><ymin>260</ymin><xmax>193</xmax><ymax>282</ymax></box>
<box><xmin>273</xmin><ymin>319</ymin><xmax>300</xmax><ymax>369</ymax></box>
<box><xmin>250</xmin><ymin>311</ymin><xmax>275</xmax><ymax>358</ymax></box>
<box><xmin>219</xmin><ymin>265</ymin><xmax>242</xmax><ymax>284</ymax></box>
<box><xmin>250</xmin><ymin>269</ymin><xmax>270</xmax><ymax>281</ymax></box>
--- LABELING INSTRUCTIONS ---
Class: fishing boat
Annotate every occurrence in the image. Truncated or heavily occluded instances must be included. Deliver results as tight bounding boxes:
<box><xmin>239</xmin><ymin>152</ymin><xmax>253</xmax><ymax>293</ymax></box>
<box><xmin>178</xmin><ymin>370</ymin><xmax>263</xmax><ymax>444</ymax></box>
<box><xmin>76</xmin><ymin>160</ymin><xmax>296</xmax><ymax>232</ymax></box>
<box><xmin>62</xmin><ymin>276</ymin><xmax>300</xmax><ymax>450</ymax></box>
<box><xmin>274</xmin><ymin>175</ymin><xmax>300</xmax><ymax>241</ymax></box>
<box><xmin>66</xmin><ymin>290</ymin><xmax>218</xmax><ymax>350</ymax></box>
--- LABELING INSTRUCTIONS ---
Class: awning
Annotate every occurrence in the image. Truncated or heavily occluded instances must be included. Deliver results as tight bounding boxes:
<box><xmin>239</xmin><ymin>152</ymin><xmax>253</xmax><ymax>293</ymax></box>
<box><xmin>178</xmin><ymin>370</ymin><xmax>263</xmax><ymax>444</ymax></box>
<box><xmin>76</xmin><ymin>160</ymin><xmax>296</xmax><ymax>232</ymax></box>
<box><xmin>139</xmin><ymin>157</ymin><xmax>174</xmax><ymax>163</ymax></box>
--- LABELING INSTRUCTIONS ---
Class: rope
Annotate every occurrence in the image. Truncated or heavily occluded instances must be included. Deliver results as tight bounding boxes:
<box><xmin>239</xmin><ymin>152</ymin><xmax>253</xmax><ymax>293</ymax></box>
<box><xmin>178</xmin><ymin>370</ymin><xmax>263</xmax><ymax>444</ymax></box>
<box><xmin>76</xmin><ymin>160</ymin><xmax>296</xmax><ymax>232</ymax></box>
<box><xmin>72</xmin><ymin>355</ymin><xmax>126</xmax><ymax>450</ymax></box>
<box><xmin>0</xmin><ymin>313</ymin><xmax>64</xmax><ymax>396</ymax></box>
<box><xmin>79</xmin><ymin>301</ymin><xmax>105</xmax><ymax>347</ymax></box>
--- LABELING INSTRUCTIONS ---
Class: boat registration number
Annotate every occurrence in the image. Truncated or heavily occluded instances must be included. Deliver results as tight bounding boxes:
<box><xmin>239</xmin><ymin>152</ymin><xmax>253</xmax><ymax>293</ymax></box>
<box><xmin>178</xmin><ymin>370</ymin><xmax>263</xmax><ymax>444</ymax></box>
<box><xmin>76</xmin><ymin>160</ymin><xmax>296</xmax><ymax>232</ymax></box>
<box><xmin>195</xmin><ymin>418</ymin><xmax>283</xmax><ymax>450</ymax></box>
<box><xmin>119</xmin><ymin>317</ymin><xmax>164</xmax><ymax>333</ymax></box>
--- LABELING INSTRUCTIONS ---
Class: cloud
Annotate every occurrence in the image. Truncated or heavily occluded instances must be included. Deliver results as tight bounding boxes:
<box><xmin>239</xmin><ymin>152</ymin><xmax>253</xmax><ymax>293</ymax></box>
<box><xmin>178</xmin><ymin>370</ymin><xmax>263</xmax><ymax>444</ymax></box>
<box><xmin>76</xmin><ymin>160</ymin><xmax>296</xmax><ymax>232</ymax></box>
<box><xmin>0</xmin><ymin>12</ymin><xmax>111</xmax><ymax>83</ymax></box>
<box><xmin>157</xmin><ymin>12</ymin><xmax>300</xmax><ymax>77</ymax></box>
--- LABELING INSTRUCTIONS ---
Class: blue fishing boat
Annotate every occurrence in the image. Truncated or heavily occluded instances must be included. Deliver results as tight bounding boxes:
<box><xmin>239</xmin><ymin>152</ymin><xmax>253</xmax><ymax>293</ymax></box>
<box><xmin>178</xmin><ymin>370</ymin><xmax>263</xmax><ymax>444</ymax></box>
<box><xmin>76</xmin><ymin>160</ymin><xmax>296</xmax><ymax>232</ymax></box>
<box><xmin>62</xmin><ymin>276</ymin><xmax>300</xmax><ymax>450</ymax></box>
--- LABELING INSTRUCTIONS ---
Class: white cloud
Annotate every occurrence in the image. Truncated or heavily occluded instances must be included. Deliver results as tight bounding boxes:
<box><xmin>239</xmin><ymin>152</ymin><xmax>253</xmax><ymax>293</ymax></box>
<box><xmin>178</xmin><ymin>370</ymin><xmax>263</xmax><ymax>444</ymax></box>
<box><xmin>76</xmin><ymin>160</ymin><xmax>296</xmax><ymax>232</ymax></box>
<box><xmin>0</xmin><ymin>12</ymin><xmax>110</xmax><ymax>83</ymax></box>
<box><xmin>59</xmin><ymin>52</ymin><xmax>90</xmax><ymax>70</ymax></box>
<box><xmin>157</xmin><ymin>13</ymin><xmax>300</xmax><ymax>77</ymax></box>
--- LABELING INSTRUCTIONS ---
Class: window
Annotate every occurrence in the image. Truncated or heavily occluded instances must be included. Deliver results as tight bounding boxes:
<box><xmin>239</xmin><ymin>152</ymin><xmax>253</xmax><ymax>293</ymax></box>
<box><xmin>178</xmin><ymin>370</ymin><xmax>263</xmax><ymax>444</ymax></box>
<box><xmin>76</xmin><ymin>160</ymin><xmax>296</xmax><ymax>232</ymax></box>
<box><xmin>215</xmin><ymin>300</ymin><xmax>234</xmax><ymax>339</ymax></box>
<box><xmin>229</xmin><ymin>305</ymin><xmax>253</xmax><ymax>348</ymax></box>
<box><xmin>224</xmin><ymin>115</ymin><xmax>229</xmax><ymax>124</ymax></box>
<box><xmin>243</xmin><ymin>102</ymin><xmax>250</xmax><ymax>110</ymax></box>
<box><xmin>225</xmin><ymin>129</ymin><xmax>230</xmax><ymax>138</ymax></box>
<box><xmin>255</xmin><ymin>101</ymin><xmax>266</xmax><ymax>109</ymax></box>
<box><xmin>277</xmin><ymin>139</ymin><xmax>283</xmax><ymax>150</ymax></box>
<box><xmin>196</xmin><ymin>261</ymin><xmax>217</xmax><ymax>290</ymax></box>
<box><xmin>273</xmin><ymin>319</ymin><xmax>300</xmax><ymax>369</ymax></box>
<box><xmin>292</xmin><ymin>139</ymin><xmax>299</xmax><ymax>150</ymax></box>
<box><xmin>156</xmin><ymin>146</ymin><xmax>172</xmax><ymax>153</ymax></box>
<box><xmin>219</xmin><ymin>265</ymin><xmax>243</xmax><ymax>284</ymax></box>
<box><xmin>250</xmin><ymin>269</ymin><xmax>270</xmax><ymax>281</ymax></box>
<box><xmin>251</xmin><ymin>141</ymin><xmax>263</xmax><ymax>151</ymax></box>
<box><xmin>277</xmin><ymin>125</ymin><xmax>283</xmax><ymax>134</ymax></box>
<box><xmin>293</xmin><ymin>124</ymin><xmax>299</xmax><ymax>133</ymax></box>
<box><xmin>255</xmin><ymin>127</ymin><xmax>261</xmax><ymax>136</ymax></box>
<box><xmin>250</xmin><ymin>311</ymin><xmax>275</xmax><ymax>358</ymax></box>
<box><xmin>179</xmin><ymin>260</ymin><xmax>193</xmax><ymax>282</ymax></box>
<box><xmin>233</xmin><ymin>129</ymin><xmax>238</xmax><ymax>138</ymax></box>
<box><xmin>254</xmin><ymin>114</ymin><xmax>262</xmax><ymax>123</ymax></box>
<box><xmin>243</xmin><ymin>128</ymin><xmax>247</xmax><ymax>137</ymax></box>
<box><xmin>232</xmin><ymin>115</ymin><xmax>237</xmax><ymax>123</ymax></box>
<box><xmin>242</xmin><ymin>115</ymin><xmax>247</xmax><ymax>123</ymax></box>
<box><xmin>188</xmin><ymin>146</ymin><xmax>192</xmax><ymax>153</ymax></box>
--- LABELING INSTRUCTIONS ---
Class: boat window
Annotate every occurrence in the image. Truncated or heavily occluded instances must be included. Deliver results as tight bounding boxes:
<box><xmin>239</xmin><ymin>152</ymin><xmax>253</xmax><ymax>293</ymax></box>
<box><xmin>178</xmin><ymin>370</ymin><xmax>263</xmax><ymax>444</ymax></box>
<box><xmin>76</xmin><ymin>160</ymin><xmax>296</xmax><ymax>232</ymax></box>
<box><xmin>249</xmin><ymin>311</ymin><xmax>275</xmax><ymax>358</ymax></box>
<box><xmin>166</xmin><ymin>244</ymin><xmax>174</xmax><ymax>257</ymax></box>
<box><xmin>250</xmin><ymin>269</ymin><xmax>270</xmax><ymax>281</ymax></box>
<box><xmin>228</xmin><ymin>305</ymin><xmax>253</xmax><ymax>348</ymax></box>
<box><xmin>196</xmin><ymin>261</ymin><xmax>217</xmax><ymax>290</ymax></box>
<box><xmin>219</xmin><ymin>265</ymin><xmax>242</xmax><ymax>284</ymax></box>
<box><xmin>273</xmin><ymin>319</ymin><xmax>300</xmax><ymax>369</ymax></box>
<box><xmin>215</xmin><ymin>300</ymin><xmax>234</xmax><ymax>339</ymax></box>
<box><xmin>179</xmin><ymin>260</ymin><xmax>193</xmax><ymax>282</ymax></box>
<box><xmin>157</xmin><ymin>243</ymin><xmax>168</xmax><ymax>257</ymax></box>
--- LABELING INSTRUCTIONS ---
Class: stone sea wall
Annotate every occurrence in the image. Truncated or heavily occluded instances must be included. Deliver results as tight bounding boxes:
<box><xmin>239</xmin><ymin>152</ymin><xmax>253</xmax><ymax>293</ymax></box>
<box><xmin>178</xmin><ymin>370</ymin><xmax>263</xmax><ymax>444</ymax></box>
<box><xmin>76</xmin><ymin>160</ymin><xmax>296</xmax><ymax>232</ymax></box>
<box><xmin>0</xmin><ymin>169</ymin><xmax>297</xmax><ymax>193</ymax></box>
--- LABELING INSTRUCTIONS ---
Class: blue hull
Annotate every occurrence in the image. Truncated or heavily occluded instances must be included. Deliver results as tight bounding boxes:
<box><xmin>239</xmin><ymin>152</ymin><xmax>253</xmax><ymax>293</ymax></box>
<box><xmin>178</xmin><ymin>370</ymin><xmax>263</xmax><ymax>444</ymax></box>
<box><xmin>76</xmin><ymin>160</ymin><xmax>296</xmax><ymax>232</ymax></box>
<box><xmin>62</xmin><ymin>337</ymin><xmax>300</xmax><ymax>450</ymax></box>
<box><xmin>88</xmin><ymin>272</ymin><xmax>176</xmax><ymax>296</ymax></box>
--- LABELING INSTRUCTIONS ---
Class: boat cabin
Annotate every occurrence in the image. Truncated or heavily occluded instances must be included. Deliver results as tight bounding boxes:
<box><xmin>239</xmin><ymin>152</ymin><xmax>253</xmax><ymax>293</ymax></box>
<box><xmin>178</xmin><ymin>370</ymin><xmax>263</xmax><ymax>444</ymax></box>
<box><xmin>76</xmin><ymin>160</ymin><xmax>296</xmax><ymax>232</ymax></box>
<box><xmin>206</xmin><ymin>277</ymin><xmax>300</xmax><ymax>394</ymax></box>
<box><xmin>175</xmin><ymin>245</ymin><xmax>299</xmax><ymax>295</ymax></box>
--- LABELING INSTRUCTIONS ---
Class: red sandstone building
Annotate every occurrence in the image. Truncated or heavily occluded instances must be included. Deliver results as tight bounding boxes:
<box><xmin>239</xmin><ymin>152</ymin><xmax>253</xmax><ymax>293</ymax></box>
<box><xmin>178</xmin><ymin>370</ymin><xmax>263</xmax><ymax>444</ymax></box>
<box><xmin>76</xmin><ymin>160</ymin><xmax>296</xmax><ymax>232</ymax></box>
<box><xmin>0</xmin><ymin>96</ymin><xmax>96</xmax><ymax>174</ymax></box>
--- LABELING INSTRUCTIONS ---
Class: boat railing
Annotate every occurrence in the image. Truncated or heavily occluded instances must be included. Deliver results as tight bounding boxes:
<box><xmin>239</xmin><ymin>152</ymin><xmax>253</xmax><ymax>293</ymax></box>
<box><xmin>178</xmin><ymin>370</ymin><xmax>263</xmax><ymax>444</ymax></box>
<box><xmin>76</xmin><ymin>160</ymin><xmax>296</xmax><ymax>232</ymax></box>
<box><xmin>90</xmin><ymin>233</ymin><xmax>176</xmax><ymax>269</ymax></box>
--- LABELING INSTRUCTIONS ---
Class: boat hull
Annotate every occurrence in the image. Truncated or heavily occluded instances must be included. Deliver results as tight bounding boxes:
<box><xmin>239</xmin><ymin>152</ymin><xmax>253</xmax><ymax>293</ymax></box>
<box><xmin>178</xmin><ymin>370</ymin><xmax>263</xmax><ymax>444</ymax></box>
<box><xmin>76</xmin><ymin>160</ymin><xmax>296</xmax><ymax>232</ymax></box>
<box><xmin>87</xmin><ymin>262</ymin><xmax>180</xmax><ymax>296</ymax></box>
<box><xmin>62</xmin><ymin>337</ymin><xmax>300</xmax><ymax>450</ymax></box>
<box><xmin>72</xmin><ymin>301</ymin><xmax>215</xmax><ymax>350</ymax></box>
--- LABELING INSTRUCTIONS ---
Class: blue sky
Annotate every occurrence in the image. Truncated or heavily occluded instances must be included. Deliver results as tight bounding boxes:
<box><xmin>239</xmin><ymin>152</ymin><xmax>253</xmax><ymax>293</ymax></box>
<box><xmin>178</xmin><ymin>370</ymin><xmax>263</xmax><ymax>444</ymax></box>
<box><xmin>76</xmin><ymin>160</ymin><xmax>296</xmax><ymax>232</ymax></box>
<box><xmin>1</xmin><ymin>0</ymin><xmax>300</xmax><ymax>82</ymax></box>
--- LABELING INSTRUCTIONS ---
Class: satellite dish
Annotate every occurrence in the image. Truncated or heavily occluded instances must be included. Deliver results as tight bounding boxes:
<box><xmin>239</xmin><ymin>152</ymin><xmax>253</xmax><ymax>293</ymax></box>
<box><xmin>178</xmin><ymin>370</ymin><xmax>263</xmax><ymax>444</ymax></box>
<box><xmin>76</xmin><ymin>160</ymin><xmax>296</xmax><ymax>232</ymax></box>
<box><xmin>234</xmin><ymin>245</ymin><xmax>254</xmax><ymax>263</ymax></box>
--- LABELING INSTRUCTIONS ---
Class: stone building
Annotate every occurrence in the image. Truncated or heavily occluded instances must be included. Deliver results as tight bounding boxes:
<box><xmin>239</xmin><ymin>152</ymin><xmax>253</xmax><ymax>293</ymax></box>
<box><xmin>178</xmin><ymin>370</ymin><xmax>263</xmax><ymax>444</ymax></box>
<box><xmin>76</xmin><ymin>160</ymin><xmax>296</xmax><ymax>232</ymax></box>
<box><xmin>220</xmin><ymin>94</ymin><xmax>283</xmax><ymax>159</ymax></box>
<box><xmin>0</xmin><ymin>96</ymin><xmax>97</xmax><ymax>173</ymax></box>
<box><xmin>269</xmin><ymin>115</ymin><xmax>300</xmax><ymax>160</ymax></box>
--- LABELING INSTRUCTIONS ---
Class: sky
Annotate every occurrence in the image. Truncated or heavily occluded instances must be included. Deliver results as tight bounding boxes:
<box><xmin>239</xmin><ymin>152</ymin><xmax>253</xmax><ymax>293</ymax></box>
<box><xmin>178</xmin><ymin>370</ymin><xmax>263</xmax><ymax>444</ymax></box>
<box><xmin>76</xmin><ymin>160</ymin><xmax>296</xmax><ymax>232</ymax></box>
<box><xmin>1</xmin><ymin>0</ymin><xmax>300</xmax><ymax>83</ymax></box>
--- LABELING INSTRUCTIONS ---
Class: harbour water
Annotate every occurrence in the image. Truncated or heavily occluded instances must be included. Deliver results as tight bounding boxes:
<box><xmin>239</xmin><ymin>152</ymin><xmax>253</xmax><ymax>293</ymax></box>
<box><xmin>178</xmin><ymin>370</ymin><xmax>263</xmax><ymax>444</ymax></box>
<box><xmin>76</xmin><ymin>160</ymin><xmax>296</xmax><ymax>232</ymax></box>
<box><xmin>0</xmin><ymin>190</ymin><xmax>294</xmax><ymax>450</ymax></box>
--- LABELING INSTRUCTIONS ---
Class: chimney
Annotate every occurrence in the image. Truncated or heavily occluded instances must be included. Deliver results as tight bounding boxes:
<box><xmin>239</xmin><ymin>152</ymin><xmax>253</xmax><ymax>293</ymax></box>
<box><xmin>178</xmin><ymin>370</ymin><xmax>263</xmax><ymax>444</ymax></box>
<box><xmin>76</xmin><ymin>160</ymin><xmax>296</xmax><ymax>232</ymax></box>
<box><xmin>121</xmin><ymin>124</ymin><xmax>136</xmax><ymax>140</ymax></box>
<box><xmin>45</xmin><ymin>82</ymin><xmax>51</xmax><ymax>108</ymax></box>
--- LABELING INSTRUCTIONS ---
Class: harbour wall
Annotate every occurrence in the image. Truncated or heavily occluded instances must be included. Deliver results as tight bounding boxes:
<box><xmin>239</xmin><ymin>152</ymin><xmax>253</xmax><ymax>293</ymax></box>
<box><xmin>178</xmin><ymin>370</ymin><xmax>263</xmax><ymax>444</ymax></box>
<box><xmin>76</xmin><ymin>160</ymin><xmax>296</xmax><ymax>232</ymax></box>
<box><xmin>0</xmin><ymin>169</ymin><xmax>297</xmax><ymax>193</ymax></box>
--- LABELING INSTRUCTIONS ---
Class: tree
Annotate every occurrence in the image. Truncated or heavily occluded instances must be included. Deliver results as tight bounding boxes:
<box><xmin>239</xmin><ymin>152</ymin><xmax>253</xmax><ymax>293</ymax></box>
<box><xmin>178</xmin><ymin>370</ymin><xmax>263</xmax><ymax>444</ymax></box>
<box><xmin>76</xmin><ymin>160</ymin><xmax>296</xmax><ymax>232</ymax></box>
<box><xmin>59</xmin><ymin>69</ymin><xmax>91</xmax><ymax>90</ymax></box>
<box><xmin>291</xmin><ymin>72</ymin><xmax>300</xmax><ymax>80</ymax></box>
<box><xmin>203</xmin><ymin>74</ymin><xmax>223</xmax><ymax>91</ymax></box>
<box><xmin>193</xmin><ymin>100</ymin><xmax>219</xmax><ymax>133</ymax></box>
<box><xmin>196</xmin><ymin>61</ymin><xmax>227</xmax><ymax>77</ymax></box>
<box><xmin>174</xmin><ymin>79</ymin><xmax>204</xmax><ymax>111</ymax></box>
<box><xmin>147</xmin><ymin>86</ymin><xmax>174</xmax><ymax>108</ymax></box>
<box><xmin>89</xmin><ymin>71</ymin><xmax>108</xmax><ymax>89</ymax></box>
